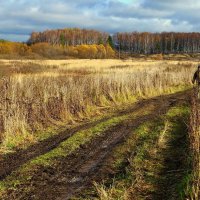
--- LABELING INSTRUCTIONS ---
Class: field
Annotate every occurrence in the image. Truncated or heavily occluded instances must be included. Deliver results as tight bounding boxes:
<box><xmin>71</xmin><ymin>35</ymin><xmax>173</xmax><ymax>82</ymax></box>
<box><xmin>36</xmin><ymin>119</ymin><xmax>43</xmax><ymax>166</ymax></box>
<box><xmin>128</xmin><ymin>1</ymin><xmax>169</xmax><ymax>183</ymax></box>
<box><xmin>0</xmin><ymin>59</ymin><xmax>199</xmax><ymax>199</ymax></box>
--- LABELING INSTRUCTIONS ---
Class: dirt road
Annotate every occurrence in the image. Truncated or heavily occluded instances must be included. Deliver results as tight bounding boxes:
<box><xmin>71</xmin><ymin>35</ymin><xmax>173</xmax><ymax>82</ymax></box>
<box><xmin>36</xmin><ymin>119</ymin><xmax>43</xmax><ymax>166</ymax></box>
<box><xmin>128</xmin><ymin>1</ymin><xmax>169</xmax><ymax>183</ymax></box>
<box><xmin>0</xmin><ymin>90</ymin><xmax>191</xmax><ymax>200</ymax></box>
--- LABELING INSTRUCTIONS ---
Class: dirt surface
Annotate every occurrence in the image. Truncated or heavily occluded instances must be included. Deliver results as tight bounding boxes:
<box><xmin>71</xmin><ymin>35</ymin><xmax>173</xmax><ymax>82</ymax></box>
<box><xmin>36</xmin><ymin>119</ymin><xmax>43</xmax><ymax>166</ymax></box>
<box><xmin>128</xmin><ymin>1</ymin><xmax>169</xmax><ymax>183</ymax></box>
<box><xmin>0</xmin><ymin>96</ymin><xmax>161</xmax><ymax>180</ymax></box>
<box><xmin>1</xmin><ymin>90</ymin><xmax>191</xmax><ymax>200</ymax></box>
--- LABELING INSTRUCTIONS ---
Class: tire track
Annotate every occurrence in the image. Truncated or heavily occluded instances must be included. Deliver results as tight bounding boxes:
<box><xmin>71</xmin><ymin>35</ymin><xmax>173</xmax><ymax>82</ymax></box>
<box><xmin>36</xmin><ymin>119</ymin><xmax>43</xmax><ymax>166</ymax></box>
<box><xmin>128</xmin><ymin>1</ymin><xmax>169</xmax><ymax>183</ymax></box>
<box><xmin>0</xmin><ymin>95</ymin><xmax>157</xmax><ymax>180</ymax></box>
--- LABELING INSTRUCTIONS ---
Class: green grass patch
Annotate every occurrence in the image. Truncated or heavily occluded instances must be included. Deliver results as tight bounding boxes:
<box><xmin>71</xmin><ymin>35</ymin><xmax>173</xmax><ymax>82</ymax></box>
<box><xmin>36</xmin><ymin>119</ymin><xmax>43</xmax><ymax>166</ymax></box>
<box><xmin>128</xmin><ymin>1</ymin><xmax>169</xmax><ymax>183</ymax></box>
<box><xmin>91</xmin><ymin>104</ymin><xmax>191</xmax><ymax>200</ymax></box>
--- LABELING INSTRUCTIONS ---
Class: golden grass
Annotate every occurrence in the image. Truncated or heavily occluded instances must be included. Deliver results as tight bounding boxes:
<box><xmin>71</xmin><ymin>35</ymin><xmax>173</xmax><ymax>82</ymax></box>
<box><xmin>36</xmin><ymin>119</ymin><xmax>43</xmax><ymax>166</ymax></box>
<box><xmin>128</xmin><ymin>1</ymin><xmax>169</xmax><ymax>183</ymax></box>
<box><xmin>0</xmin><ymin>59</ymin><xmax>198</xmax><ymax>69</ymax></box>
<box><xmin>0</xmin><ymin>59</ymin><xmax>196</xmax><ymax>152</ymax></box>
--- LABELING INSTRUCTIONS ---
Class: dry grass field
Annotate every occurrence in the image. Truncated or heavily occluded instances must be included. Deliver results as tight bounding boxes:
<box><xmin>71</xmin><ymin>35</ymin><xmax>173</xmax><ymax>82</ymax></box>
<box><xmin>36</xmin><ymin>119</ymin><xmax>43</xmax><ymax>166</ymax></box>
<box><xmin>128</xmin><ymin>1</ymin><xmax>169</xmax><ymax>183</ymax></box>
<box><xmin>0</xmin><ymin>59</ymin><xmax>195</xmax><ymax>152</ymax></box>
<box><xmin>0</xmin><ymin>59</ymin><xmax>195</xmax><ymax>153</ymax></box>
<box><xmin>0</xmin><ymin>59</ymin><xmax>198</xmax><ymax>200</ymax></box>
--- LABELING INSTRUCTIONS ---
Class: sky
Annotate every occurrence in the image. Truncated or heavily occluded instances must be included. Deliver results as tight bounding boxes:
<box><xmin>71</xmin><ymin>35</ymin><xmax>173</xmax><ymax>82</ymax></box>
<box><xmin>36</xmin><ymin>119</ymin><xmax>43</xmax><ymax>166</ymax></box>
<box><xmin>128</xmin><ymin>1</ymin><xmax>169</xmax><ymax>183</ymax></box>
<box><xmin>0</xmin><ymin>0</ymin><xmax>199</xmax><ymax>41</ymax></box>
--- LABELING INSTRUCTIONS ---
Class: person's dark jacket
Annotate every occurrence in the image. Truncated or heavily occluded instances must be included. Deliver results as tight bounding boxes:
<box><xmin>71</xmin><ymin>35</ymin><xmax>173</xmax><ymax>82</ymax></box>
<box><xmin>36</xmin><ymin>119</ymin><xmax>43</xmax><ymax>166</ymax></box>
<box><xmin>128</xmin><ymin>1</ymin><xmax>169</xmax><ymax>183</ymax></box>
<box><xmin>192</xmin><ymin>70</ymin><xmax>200</xmax><ymax>84</ymax></box>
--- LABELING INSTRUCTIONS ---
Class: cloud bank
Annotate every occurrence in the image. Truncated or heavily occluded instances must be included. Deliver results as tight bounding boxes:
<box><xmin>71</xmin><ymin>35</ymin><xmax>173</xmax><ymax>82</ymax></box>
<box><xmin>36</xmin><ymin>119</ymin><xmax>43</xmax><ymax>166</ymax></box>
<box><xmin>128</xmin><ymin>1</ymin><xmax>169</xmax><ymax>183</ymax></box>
<box><xmin>0</xmin><ymin>0</ymin><xmax>199</xmax><ymax>41</ymax></box>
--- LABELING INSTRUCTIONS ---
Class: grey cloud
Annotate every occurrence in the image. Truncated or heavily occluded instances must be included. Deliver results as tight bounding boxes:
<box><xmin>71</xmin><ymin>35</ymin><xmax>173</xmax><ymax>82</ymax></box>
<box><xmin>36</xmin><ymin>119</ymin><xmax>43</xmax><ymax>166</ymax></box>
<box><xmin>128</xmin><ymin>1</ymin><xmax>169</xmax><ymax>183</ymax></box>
<box><xmin>0</xmin><ymin>0</ymin><xmax>200</xmax><ymax>41</ymax></box>
<box><xmin>142</xmin><ymin>0</ymin><xmax>200</xmax><ymax>28</ymax></box>
<box><xmin>101</xmin><ymin>1</ymin><xmax>173</xmax><ymax>19</ymax></box>
<box><xmin>142</xmin><ymin>0</ymin><xmax>200</xmax><ymax>10</ymax></box>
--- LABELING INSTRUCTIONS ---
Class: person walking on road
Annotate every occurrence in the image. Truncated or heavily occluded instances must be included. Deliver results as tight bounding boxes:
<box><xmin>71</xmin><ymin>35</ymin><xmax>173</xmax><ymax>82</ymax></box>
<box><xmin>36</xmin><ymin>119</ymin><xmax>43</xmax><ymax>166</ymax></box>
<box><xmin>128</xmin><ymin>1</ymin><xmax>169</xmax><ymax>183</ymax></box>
<box><xmin>192</xmin><ymin>64</ymin><xmax>200</xmax><ymax>98</ymax></box>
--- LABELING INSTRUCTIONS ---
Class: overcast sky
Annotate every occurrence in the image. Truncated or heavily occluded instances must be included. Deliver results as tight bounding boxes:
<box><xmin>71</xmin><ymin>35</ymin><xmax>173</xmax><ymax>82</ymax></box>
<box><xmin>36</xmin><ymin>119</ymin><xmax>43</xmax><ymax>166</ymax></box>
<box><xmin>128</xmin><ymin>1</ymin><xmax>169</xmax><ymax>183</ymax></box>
<box><xmin>0</xmin><ymin>0</ymin><xmax>199</xmax><ymax>41</ymax></box>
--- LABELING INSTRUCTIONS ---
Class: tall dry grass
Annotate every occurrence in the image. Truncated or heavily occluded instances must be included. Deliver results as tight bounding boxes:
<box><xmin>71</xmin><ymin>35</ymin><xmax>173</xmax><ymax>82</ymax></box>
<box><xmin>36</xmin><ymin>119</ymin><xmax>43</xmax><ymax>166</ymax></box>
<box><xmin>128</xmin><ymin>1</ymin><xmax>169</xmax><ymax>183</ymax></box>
<box><xmin>0</xmin><ymin>60</ymin><xmax>195</xmax><ymax>152</ymax></box>
<box><xmin>188</xmin><ymin>91</ymin><xmax>200</xmax><ymax>199</ymax></box>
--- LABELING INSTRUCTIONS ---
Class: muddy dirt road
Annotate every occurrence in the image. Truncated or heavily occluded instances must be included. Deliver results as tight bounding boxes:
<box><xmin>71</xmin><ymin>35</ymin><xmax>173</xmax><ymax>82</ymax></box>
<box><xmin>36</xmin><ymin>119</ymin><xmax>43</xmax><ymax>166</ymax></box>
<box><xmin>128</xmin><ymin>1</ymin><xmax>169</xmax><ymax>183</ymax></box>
<box><xmin>0</xmin><ymin>90</ymin><xmax>191</xmax><ymax>200</ymax></box>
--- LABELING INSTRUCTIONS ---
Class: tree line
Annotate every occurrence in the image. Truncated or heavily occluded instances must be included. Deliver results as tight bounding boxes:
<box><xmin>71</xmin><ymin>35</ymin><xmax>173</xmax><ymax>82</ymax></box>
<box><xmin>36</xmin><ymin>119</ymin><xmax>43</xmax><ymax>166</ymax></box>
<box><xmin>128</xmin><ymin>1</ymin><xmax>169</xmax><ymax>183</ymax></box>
<box><xmin>0</xmin><ymin>28</ymin><xmax>115</xmax><ymax>59</ymax></box>
<box><xmin>1</xmin><ymin>28</ymin><xmax>200</xmax><ymax>58</ymax></box>
<box><xmin>0</xmin><ymin>41</ymin><xmax>115</xmax><ymax>59</ymax></box>
<box><xmin>28</xmin><ymin>29</ymin><xmax>200</xmax><ymax>54</ymax></box>
<box><xmin>28</xmin><ymin>28</ymin><xmax>109</xmax><ymax>46</ymax></box>
<box><xmin>113</xmin><ymin>32</ymin><xmax>200</xmax><ymax>54</ymax></box>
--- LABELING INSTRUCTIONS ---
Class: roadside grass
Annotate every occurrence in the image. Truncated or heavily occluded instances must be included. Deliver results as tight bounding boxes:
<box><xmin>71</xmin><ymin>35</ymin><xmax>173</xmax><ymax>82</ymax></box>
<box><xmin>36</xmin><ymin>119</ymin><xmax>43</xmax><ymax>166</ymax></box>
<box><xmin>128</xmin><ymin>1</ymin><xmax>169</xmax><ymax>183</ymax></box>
<box><xmin>0</xmin><ymin>102</ymin><xmax>155</xmax><ymax>199</ymax></box>
<box><xmin>0</xmin><ymin>85</ymin><xmax>190</xmax><ymax>155</ymax></box>
<box><xmin>87</xmin><ymin>104</ymin><xmax>191</xmax><ymax>200</ymax></box>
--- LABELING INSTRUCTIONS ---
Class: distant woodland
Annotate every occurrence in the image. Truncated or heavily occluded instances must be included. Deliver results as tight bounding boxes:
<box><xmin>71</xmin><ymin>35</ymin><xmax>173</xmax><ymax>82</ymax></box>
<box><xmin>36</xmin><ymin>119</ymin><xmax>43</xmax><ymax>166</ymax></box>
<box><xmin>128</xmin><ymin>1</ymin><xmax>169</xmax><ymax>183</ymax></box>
<box><xmin>113</xmin><ymin>32</ymin><xmax>200</xmax><ymax>54</ymax></box>
<box><xmin>1</xmin><ymin>28</ymin><xmax>200</xmax><ymax>58</ymax></box>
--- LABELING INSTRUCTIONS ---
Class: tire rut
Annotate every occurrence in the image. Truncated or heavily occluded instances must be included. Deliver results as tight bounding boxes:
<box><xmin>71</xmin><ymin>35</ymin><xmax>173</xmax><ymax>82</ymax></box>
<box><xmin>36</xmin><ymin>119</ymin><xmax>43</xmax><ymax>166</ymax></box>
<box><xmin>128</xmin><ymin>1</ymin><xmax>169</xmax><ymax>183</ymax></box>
<box><xmin>0</xmin><ymin>90</ymin><xmax>189</xmax><ymax>180</ymax></box>
<box><xmin>0</xmin><ymin>95</ymin><xmax>159</xmax><ymax>180</ymax></box>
